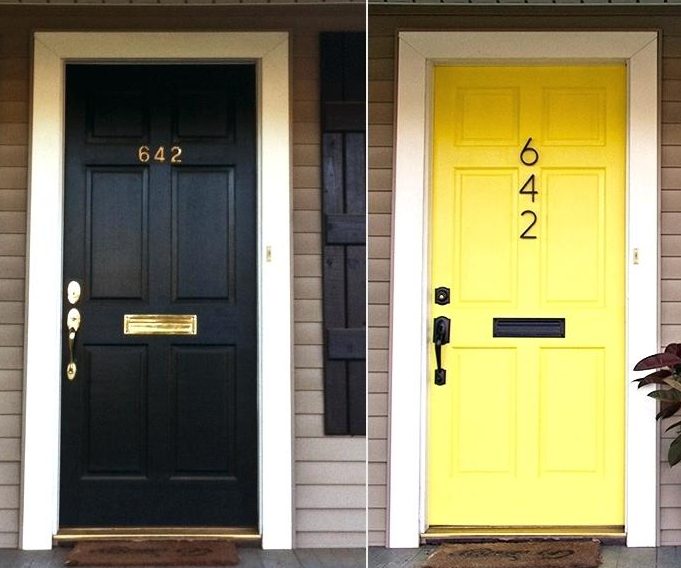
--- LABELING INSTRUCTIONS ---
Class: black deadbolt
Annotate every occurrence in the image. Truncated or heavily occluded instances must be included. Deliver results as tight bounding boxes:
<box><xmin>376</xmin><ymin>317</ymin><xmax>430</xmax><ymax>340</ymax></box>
<box><xmin>435</xmin><ymin>286</ymin><xmax>450</xmax><ymax>305</ymax></box>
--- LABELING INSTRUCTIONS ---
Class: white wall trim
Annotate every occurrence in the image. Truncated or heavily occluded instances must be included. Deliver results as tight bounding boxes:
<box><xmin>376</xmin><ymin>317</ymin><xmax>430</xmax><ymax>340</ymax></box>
<box><xmin>389</xmin><ymin>31</ymin><xmax>659</xmax><ymax>549</ymax></box>
<box><xmin>21</xmin><ymin>32</ymin><xmax>293</xmax><ymax>551</ymax></box>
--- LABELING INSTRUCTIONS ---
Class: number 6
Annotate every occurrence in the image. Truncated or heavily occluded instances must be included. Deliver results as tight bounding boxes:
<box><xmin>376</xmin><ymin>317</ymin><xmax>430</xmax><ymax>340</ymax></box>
<box><xmin>520</xmin><ymin>138</ymin><xmax>539</xmax><ymax>166</ymax></box>
<box><xmin>138</xmin><ymin>145</ymin><xmax>150</xmax><ymax>163</ymax></box>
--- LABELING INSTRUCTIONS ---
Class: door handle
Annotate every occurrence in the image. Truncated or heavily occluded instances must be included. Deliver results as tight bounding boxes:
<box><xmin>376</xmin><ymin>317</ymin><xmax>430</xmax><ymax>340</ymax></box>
<box><xmin>66</xmin><ymin>308</ymin><xmax>81</xmax><ymax>381</ymax></box>
<box><xmin>433</xmin><ymin>316</ymin><xmax>451</xmax><ymax>386</ymax></box>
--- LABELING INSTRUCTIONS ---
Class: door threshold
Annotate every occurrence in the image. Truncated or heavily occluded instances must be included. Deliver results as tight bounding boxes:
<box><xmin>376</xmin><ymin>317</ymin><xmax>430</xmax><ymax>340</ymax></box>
<box><xmin>422</xmin><ymin>526</ymin><xmax>626</xmax><ymax>545</ymax></box>
<box><xmin>54</xmin><ymin>527</ymin><xmax>260</xmax><ymax>545</ymax></box>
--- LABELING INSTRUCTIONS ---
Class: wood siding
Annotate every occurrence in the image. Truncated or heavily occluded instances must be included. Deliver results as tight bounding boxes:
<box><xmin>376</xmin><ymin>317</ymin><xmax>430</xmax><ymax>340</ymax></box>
<box><xmin>0</xmin><ymin>4</ymin><xmax>365</xmax><ymax>549</ymax></box>
<box><xmin>367</xmin><ymin>5</ymin><xmax>681</xmax><ymax>546</ymax></box>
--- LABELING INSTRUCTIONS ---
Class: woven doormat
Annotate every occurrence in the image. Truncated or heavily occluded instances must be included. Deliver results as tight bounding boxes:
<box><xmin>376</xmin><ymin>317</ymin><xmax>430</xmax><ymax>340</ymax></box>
<box><xmin>422</xmin><ymin>540</ymin><xmax>601</xmax><ymax>568</ymax></box>
<box><xmin>64</xmin><ymin>540</ymin><xmax>239</xmax><ymax>566</ymax></box>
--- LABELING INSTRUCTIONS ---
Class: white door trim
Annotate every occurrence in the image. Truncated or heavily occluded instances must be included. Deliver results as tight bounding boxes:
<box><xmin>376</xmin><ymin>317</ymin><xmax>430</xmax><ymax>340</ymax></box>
<box><xmin>21</xmin><ymin>32</ymin><xmax>293</xmax><ymax>551</ymax></box>
<box><xmin>389</xmin><ymin>31</ymin><xmax>659</xmax><ymax>548</ymax></box>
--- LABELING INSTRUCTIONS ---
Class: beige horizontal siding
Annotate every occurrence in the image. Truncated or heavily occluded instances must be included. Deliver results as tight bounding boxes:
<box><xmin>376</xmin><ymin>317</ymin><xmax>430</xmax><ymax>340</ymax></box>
<box><xmin>368</xmin><ymin>24</ymin><xmax>393</xmax><ymax>546</ymax></box>
<box><xmin>0</xmin><ymin>43</ymin><xmax>26</xmax><ymax>550</ymax></box>
<box><xmin>368</xmin><ymin>7</ymin><xmax>681</xmax><ymax>546</ymax></box>
<box><xmin>0</xmin><ymin>5</ymin><xmax>364</xmax><ymax>549</ymax></box>
<box><xmin>661</xmin><ymin>51</ymin><xmax>681</xmax><ymax>539</ymax></box>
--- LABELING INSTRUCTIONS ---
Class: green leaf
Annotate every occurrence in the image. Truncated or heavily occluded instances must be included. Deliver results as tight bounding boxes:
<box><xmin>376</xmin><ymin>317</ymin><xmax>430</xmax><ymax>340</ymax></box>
<box><xmin>669</xmin><ymin>436</ymin><xmax>681</xmax><ymax>467</ymax></box>
<box><xmin>649</xmin><ymin>389</ymin><xmax>681</xmax><ymax>402</ymax></box>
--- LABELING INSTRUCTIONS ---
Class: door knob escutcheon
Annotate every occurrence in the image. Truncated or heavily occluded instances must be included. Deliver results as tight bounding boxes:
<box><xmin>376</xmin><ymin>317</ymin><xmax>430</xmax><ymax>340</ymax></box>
<box><xmin>433</xmin><ymin>316</ymin><xmax>451</xmax><ymax>386</ymax></box>
<box><xmin>66</xmin><ymin>308</ymin><xmax>81</xmax><ymax>381</ymax></box>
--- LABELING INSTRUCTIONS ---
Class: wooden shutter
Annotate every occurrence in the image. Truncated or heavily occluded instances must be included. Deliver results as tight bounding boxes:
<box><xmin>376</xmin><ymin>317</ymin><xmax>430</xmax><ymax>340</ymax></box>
<box><xmin>320</xmin><ymin>33</ymin><xmax>366</xmax><ymax>436</ymax></box>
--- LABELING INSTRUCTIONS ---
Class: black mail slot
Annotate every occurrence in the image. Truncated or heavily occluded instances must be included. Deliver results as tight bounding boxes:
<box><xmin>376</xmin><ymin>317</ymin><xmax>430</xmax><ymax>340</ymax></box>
<box><xmin>493</xmin><ymin>318</ymin><xmax>565</xmax><ymax>338</ymax></box>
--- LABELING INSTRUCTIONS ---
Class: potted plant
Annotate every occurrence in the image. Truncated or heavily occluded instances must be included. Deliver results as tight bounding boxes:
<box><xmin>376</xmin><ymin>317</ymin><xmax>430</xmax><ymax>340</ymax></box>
<box><xmin>634</xmin><ymin>343</ymin><xmax>681</xmax><ymax>466</ymax></box>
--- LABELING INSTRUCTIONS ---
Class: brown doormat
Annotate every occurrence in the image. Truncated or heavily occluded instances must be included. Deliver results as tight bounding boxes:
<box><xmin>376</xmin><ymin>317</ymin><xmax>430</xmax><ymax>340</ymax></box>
<box><xmin>422</xmin><ymin>540</ymin><xmax>601</xmax><ymax>568</ymax></box>
<box><xmin>64</xmin><ymin>540</ymin><xmax>239</xmax><ymax>566</ymax></box>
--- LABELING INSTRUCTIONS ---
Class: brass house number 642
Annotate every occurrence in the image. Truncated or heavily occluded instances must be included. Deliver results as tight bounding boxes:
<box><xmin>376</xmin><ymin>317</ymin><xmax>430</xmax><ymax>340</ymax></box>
<box><xmin>519</xmin><ymin>137</ymin><xmax>539</xmax><ymax>240</ymax></box>
<box><xmin>138</xmin><ymin>145</ymin><xmax>182</xmax><ymax>164</ymax></box>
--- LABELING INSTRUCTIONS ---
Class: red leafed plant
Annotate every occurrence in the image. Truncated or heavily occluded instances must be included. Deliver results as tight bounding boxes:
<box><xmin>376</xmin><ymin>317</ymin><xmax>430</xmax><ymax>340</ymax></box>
<box><xmin>634</xmin><ymin>343</ymin><xmax>681</xmax><ymax>466</ymax></box>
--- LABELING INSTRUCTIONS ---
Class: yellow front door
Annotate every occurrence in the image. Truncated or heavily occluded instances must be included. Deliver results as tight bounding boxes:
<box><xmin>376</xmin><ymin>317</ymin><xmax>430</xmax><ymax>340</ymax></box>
<box><xmin>429</xmin><ymin>66</ymin><xmax>626</xmax><ymax>528</ymax></box>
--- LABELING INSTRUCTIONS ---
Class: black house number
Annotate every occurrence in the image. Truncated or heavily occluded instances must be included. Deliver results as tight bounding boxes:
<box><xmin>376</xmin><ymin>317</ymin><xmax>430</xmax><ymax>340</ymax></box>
<box><xmin>519</xmin><ymin>137</ymin><xmax>539</xmax><ymax>239</ymax></box>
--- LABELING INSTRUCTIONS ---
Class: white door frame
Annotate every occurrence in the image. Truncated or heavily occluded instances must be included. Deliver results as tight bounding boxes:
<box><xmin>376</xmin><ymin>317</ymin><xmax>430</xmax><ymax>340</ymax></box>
<box><xmin>388</xmin><ymin>31</ymin><xmax>659</xmax><ymax>548</ymax></box>
<box><xmin>21</xmin><ymin>32</ymin><xmax>293</xmax><ymax>551</ymax></box>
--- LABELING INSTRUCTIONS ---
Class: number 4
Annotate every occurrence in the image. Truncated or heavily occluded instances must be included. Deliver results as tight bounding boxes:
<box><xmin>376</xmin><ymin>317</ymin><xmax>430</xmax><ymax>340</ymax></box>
<box><xmin>519</xmin><ymin>174</ymin><xmax>538</xmax><ymax>203</ymax></box>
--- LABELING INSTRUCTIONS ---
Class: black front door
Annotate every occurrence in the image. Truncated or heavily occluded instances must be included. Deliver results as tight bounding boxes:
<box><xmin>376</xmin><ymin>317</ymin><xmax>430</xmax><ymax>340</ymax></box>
<box><xmin>60</xmin><ymin>65</ymin><xmax>257</xmax><ymax>527</ymax></box>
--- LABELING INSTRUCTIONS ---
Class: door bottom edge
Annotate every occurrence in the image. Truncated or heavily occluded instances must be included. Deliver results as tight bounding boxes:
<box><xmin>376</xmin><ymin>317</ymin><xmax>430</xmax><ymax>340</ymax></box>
<box><xmin>421</xmin><ymin>526</ymin><xmax>625</xmax><ymax>544</ymax></box>
<box><xmin>54</xmin><ymin>527</ymin><xmax>261</xmax><ymax>545</ymax></box>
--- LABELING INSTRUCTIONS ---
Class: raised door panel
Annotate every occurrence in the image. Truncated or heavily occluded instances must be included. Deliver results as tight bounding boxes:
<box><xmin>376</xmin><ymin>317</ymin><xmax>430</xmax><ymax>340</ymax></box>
<box><xmin>87</xmin><ymin>168</ymin><xmax>148</xmax><ymax>300</ymax></box>
<box><xmin>171</xmin><ymin>346</ymin><xmax>237</xmax><ymax>478</ymax></box>
<box><xmin>172</xmin><ymin>169</ymin><xmax>235</xmax><ymax>301</ymax></box>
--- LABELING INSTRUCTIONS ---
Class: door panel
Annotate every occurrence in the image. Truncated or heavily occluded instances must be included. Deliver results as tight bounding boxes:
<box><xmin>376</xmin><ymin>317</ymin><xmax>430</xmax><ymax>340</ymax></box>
<box><xmin>87</xmin><ymin>168</ymin><xmax>148</xmax><ymax>299</ymax></box>
<box><xmin>171</xmin><ymin>346</ymin><xmax>236</xmax><ymax>477</ymax></box>
<box><xmin>543</xmin><ymin>170</ymin><xmax>605</xmax><ymax>304</ymax></box>
<box><xmin>454</xmin><ymin>348</ymin><xmax>517</xmax><ymax>475</ymax></box>
<box><xmin>173</xmin><ymin>168</ymin><xmax>235</xmax><ymax>300</ymax></box>
<box><xmin>429</xmin><ymin>66</ymin><xmax>625</xmax><ymax>527</ymax></box>
<box><xmin>85</xmin><ymin>346</ymin><xmax>148</xmax><ymax>476</ymax></box>
<box><xmin>456</xmin><ymin>170</ymin><xmax>517</xmax><ymax>303</ymax></box>
<box><xmin>61</xmin><ymin>65</ymin><xmax>257</xmax><ymax>527</ymax></box>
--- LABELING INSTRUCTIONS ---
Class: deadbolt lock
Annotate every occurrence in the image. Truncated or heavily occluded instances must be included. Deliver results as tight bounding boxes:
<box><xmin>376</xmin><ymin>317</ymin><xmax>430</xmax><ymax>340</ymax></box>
<box><xmin>435</xmin><ymin>286</ymin><xmax>450</xmax><ymax>305</ymax></box>
<box><xmin>67</xmin><ymin>280</ymin><xmax>81</xmax><ymax>305</ymax></box>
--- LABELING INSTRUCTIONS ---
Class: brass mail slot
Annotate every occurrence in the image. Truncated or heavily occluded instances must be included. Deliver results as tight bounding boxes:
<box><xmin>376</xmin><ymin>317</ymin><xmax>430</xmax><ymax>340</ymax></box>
<box><xmin>124</xmin><ymin>314</ymin><xmax>197</xmax><ymax>336</ymax></box>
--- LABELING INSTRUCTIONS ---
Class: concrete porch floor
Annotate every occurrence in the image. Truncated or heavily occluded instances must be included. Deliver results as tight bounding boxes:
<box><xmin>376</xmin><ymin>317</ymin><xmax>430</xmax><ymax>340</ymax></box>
<box><xmin>368</xmin><ymin>545</ymin><xmax>681</xmax><ymax>567</ymax></box>
<box><xmin>2</xmin><ymin>545</ymin><xmax>678</xmax><ymax>567</ymax></box>
<box><xmin>0</xmin><ymin>547</ymin><xmax>366</xmax><ymax>567</ymax></box>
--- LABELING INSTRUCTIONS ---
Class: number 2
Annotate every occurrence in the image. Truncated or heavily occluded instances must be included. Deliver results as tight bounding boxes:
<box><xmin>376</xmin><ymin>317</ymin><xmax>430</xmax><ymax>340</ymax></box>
<box><xmin>171</xmin><ymin>146</ymin><xmax>182</xmax><ymax>164</ymax></box>
<box><xmin>520</xmin><ymin>210</ymin><xmax>537</xmax><ymax>239</ymax></box>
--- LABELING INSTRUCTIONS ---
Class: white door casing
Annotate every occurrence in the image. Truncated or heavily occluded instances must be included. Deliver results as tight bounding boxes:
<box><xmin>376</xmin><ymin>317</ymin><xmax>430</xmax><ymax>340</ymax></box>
<box><xmin>389</xmin><ymin>31</ymin><xmax>659</xmax><ymax>548</ymax></box>
<box><xmin>22</xmin><ymin>32</ymin><xmax>293</xmax><ymax>550</ymax></box>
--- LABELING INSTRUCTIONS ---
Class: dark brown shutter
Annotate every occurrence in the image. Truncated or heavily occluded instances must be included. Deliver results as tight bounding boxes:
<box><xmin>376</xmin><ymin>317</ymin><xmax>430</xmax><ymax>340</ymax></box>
<box><xmin>320</xmin><ymin>32</ymin><xmax>366</xmax><ymax>436</ymax></box>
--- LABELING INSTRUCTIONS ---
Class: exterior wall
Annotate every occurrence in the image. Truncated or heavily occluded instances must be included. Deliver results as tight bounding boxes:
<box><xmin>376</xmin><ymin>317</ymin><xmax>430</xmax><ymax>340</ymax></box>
<box><xmin>0</xmin><ymin>4</ymin><xmax>365</xmax><ymax>549</ymax></box>
<box><xmin>367</xmin><ymin>5</ymin><xmax>681</xmax><ymax>547</ymax></box>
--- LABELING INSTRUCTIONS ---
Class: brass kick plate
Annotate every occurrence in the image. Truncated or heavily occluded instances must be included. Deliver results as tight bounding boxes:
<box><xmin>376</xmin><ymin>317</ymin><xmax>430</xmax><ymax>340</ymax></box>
<box><xmin>124</xmin><ymin>314</ymin><xmax>197</xmax><ymax>336</ymax></box>
<box><xmin>54</xmin><ymin>527</ymin><xmax>260</xmax><ymax>543</ymax></box>
<box><xmin>422</xmin><ymin>525</ymin><xmax>625</xmax><ymax>541</ymax></box>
